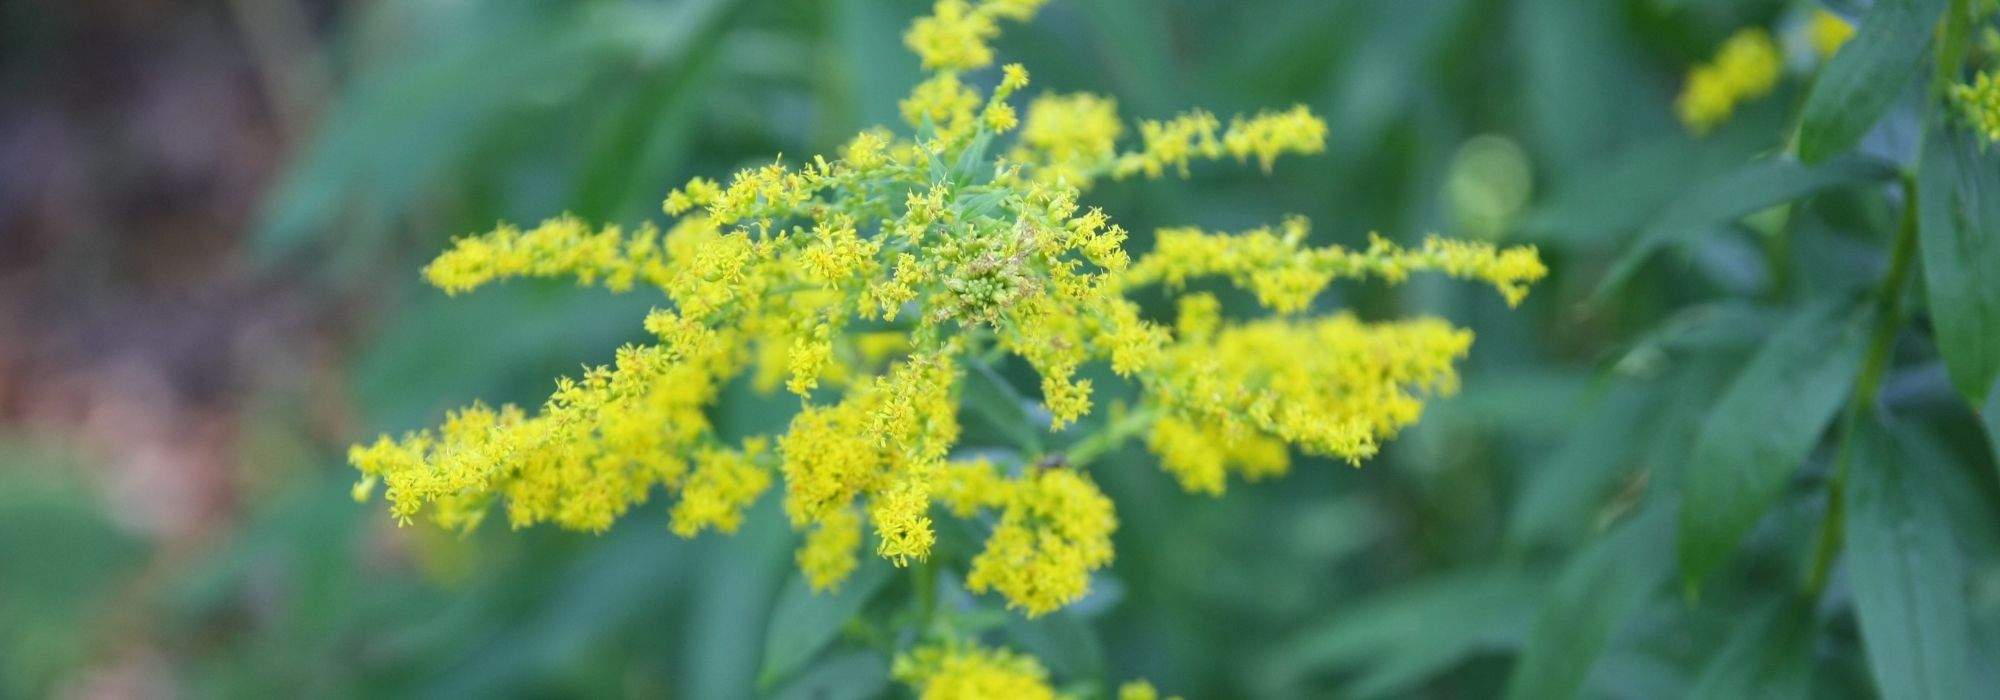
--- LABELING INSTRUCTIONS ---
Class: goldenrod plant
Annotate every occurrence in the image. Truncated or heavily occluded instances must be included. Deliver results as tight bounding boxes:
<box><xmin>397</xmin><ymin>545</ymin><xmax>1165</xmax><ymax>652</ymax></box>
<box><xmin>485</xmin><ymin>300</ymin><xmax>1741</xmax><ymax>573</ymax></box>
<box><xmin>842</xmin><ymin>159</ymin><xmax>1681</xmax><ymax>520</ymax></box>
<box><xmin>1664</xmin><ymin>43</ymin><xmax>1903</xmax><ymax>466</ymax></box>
<box><xmin>347</xmin><ymin>0</ymin><xmax>1543</xmax><ymax>694</ymax></box>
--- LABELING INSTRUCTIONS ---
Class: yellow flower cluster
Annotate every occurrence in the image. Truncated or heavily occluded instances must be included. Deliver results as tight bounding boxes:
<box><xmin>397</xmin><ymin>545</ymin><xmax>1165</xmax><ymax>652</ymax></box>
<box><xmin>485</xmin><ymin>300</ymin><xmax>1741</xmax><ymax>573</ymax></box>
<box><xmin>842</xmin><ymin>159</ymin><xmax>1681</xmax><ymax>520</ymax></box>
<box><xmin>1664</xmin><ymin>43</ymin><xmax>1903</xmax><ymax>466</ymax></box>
<box><xmin>349</xmin><ymin>0</ymin><xmax>1541</xmax><ymax>631</ymax></box>
<box><xmin>1953</xmin><ymin>70</ymin><xmax>2000</xmax><ymax>144</ymax></box>
<box><xmin>893</xmin><ymin>641</ymin><xmax>1180</xmax><ymax>700</ymax></box>
<box><xmin>1676</xmin><ymin>28</ymin><xmax>1782</xmax><ymax>134</ymax></box>
<box><xmin>893</xmin><ymin>641</ymin><xmax>1064</xmax><ymax>700</ymax></box>
<box><xmin>966</xmin><ymin>468</ymin><xmax>1117</xmax><ymax>616</ymax></box>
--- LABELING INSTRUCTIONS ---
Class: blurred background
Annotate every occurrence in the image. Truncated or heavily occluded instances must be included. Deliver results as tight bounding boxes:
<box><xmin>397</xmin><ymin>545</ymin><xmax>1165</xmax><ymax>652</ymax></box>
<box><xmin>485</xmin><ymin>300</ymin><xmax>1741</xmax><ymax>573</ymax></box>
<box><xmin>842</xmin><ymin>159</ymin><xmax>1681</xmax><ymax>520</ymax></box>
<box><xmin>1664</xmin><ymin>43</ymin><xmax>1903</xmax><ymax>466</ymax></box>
<box><xmin>3</xmin><ymin>0</ymin><xmax>1994</xmax><ymax>698</ymax></box>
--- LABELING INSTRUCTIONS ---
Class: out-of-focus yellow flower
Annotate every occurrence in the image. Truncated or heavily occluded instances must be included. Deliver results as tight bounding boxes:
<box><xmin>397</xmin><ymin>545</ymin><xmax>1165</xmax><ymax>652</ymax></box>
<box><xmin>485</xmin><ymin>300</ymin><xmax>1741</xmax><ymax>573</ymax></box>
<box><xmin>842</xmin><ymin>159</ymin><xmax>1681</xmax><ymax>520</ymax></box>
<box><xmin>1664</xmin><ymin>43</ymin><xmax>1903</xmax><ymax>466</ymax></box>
<box><xmin>1676</xmin><ymin>28</ymin><xmax>1782</xmax><ymax>134</ymax></box>
<box><xmin>1806</xmin><ymin>9</ymin><xmax>1855</xmax><ymax>59</ymax></box>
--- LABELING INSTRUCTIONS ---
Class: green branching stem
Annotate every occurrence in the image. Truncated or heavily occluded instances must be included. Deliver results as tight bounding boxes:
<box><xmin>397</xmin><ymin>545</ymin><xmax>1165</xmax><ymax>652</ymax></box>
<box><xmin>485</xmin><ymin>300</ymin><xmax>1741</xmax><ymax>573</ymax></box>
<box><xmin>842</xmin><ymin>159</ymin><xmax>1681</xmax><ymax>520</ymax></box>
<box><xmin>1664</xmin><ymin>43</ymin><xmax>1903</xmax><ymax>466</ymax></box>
<box><xmin>1064</xmin><ymin>404</ymin><xmax>1160</xmax><ymax>468</ymax></box>
<box><xmin>1804</xmin><ymin>173</ymin><xmax>1918</xmax><ymax>598</ymax></box>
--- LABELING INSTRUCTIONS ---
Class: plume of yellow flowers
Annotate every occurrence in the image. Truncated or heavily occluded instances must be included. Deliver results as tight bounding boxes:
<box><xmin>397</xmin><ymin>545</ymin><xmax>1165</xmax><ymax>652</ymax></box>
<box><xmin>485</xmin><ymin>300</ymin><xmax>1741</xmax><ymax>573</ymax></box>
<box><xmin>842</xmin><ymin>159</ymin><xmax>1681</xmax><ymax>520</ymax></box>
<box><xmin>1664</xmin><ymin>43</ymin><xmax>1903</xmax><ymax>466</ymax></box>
<box><xmin>349</xmin><ymin>0</ymin><xmax>1544</xmax><ymax>667</ymax></box>
<box><xmin>1952</xmin><ymin>70</ymin><xmax>2000</xmax><ymax>144</ymax></box>
<box><xmin>1676</xmin><ymin>28</ymin><xmax>1783</xmax><ymax>134</ymax></box>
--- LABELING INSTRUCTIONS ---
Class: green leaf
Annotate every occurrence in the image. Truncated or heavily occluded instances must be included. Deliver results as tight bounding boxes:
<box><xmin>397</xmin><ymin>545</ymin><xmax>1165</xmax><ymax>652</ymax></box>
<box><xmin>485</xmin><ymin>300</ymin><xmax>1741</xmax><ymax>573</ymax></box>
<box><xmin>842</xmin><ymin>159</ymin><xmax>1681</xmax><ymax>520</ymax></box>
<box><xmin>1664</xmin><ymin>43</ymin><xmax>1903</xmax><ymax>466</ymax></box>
<box><xmin>1683</xmin><ymin>599</ymin><xmax>1815</xmax><ymax>700</ymax></box>
<box><xmin>1504</xmin><ymin>381</ymin><xmax>1656</xmax><ymax>550</ymax></box>
<box><xmin>1503</xmin><ymin>505</ymin><xmax>1674</xmax><ymax>700</ymax></box>
<box><xmin>1256</xmin><ymin>570</ymin><xmax>1540</xmax><ymax>699</ymax></box>
<box><xmin>757</xmin><ymin>558</ymin><xmax>895</xmax><ymax>688</ymax></box>
<box><xmin>763</xmin><ymin>651</ymin><xmax>890</xmax><ymax>700</ymax></box>
<box><xmin>1677</xmin><ymin>299</ymin><xmax>1872</xmax><ymax>588</ymax></box>
<box><xmin>1591</xmin><ymin>157</ymin><xmax>1898</xmax><ymax>303</ymax></box>
<box><xmin>1796</xmin><ymin>0</ymin><xmax>1949</xmax><ymax>162</ymax></box>
<box><xmin>1917</xmin><ymin>119</ymin><xmax>2000</xmax><ymax>403</ymax></box>
<box><xmin>1984</xmin><ymin>376</ymin><xmax>2000</xmax><ymax>470</ymax></box>
<box><xmin>961</xmin><ymin>357</ymin><xmax>1045</xmax><ymax>453</ymax></box>
<box><xmin>1845</xmin><ymin>415</ymin><xmax>1972</xmax><ymax>700</ymax></box>
<box><xmin>1005</xmin><ymin>609</ymin><xmax>1107</xmax><ymax>684</ymax></box>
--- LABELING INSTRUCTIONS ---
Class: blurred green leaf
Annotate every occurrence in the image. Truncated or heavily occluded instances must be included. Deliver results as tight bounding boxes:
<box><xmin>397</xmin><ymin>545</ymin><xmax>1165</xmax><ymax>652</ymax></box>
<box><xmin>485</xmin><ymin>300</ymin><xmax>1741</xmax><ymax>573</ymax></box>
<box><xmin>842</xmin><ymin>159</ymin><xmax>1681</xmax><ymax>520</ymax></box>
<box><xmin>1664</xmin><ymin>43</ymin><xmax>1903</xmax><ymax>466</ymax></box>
<box><xmin>1591</xmin><ymin>157</ymin><xmax>1898</xmax><ymax>303</ymax></box>
<box><xmin>1917</xmin><ymin>119</ymin><xmax>2000</xmax><ymax>403</ymax></box>
<box><xmin>1005</xmin><ymin>609</ymin><xmax>1107</xmax><ymax>685</ymax></box>
<box><xmin>1683</xmin><ymin>599</ymin><xmax>1815</xmax><ymax>699</ymax></box>
<box><xmin>1505</xmin><ymin>381</ymin><xmax>1656</xmax><ymax>550</ymax></box>
<box><xmin>1845</xmin><ymin>416</ymin><xmax>1972</xmax><ymax>699</ymax></box>
<box><xmin>255</xmin><ymin>1</ymin><xmax>733</xmax><ymax>268</ymax></box>
<box><xmin>1678</xmin><ymin>299</ymin><xmax>1872</xmax><ymax>588</ymax></box>
<box><xmin>763</xmin><ymin>650</ymin><xmax>891</xmax><ymax>700</ymax></box>
<box><xmin>1797</xmin><ymin>0</ymin><xmax>1947</xmax><ymax>162</ymax></box>
<box><xmin>1503</xmin><ymin>505</ymin><xmax>1674</xmax><ymax>700</ymax></box>
<box><xmin>758</xmin><ymin>558</ymin><xmax>894</xmax><ymax>688</ymax></box>
<box><xmin>1258</xmin><ymin>570</ymin><xmax>1539</xmax><ymax>698</ymax></box>
<box><xmin>962</xmin><ymin>357</ymin><xmax>1044</xmax><ymax>454</ymax></box>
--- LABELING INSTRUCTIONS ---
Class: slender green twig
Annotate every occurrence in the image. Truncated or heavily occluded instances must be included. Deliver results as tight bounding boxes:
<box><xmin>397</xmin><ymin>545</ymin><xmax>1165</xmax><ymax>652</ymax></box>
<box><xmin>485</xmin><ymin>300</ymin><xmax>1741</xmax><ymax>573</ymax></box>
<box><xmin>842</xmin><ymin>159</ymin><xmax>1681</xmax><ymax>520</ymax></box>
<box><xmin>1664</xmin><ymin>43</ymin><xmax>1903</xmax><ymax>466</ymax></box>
<box><xmin>1804</xmin><ymin>173</ymin><xmax>1919</xmax><ymax>598</ymax></box>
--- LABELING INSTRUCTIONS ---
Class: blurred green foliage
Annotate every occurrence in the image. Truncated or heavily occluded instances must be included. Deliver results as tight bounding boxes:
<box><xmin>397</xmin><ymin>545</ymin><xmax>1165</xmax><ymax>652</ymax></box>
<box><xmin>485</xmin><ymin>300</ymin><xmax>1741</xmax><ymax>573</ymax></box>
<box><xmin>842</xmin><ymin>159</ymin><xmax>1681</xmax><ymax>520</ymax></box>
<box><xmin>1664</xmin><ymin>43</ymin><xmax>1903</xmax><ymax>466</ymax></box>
<box><xmin>4</xmin><ymin>0</ymin><xmax>1998</xmax><ymax>697</ymax></box>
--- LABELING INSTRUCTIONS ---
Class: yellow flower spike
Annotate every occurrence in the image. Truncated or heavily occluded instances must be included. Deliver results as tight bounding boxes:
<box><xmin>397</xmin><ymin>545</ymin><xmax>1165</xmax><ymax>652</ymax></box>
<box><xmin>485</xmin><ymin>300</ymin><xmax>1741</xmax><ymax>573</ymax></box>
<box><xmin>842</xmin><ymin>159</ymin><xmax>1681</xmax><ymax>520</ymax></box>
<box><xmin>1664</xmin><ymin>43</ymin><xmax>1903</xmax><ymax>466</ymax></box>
<box><xmin>893</xmin><ymin>640</ymin><xmax>1068</xmax><ymax>700</ymax></box>
<box><xmin>1119</xmin><ymin>218</ymin><xmax>1545</xmax><ymax>310</ymax></box>
<box><xmin>1675</xmin><ymin>28</ymin><xmax>1781</xmax><ymax>135</ymax></box>
<box><xmin>423</xmin><ymin>215</ymin><xmax>672</xmax><ymax>295</ymax></box>
<box><xmin>1953</xmin><ymin>71</ymin><xmax>2000</xmax><ymax>144</ymax></box>
<box><xmin>1223</xmin><ymin>104</ymin><xmax>1329</xmax><ymax>171</ymax></box>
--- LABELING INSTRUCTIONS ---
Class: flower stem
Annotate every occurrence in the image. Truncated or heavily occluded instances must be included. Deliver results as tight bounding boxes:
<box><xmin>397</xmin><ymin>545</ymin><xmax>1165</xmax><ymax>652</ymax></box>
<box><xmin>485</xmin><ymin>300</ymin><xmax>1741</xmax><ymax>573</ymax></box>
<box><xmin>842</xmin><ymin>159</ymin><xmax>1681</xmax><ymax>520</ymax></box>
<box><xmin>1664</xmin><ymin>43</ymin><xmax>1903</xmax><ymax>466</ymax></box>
<box><xmin>1804</xmin><ymin>173</ymin><xmax>1918</xmax><ymax>598</ymax></box>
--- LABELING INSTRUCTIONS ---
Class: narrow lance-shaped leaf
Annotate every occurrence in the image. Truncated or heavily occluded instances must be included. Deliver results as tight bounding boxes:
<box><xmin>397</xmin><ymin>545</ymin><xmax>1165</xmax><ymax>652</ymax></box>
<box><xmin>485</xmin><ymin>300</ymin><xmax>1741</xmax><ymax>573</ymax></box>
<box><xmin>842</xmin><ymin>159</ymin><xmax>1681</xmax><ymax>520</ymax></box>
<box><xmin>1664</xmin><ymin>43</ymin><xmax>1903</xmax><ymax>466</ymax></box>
<box><xmin>758</xmin><ymin>558</ymin><xmax>896</xmax><ymax>689</ymax></box>
<box><xmin>1503</xmin><ymin>505</ymin><xmax>1674</xmax><ymax>700</ymax></box>
<box><xmin>1683</xmin><ymin>598</ymin><xmax>1816</xmax><ymax>699</ymax></box>
<box><xmin>1797</xmin><ymin>0</ymin><xmax>1950</xmax><ymax>161</ymax></box>
<box><xmin>1917</xmin><ymin>119</ymin><xmax>2000</xmax><ymax>403</ymax></box>
<box><xmin>1845</xmin><ymin>416</ymin><xmax>1972</xmax><ymax>700</ymax></box>
<box><xmin>1590</xmin><ymin>157</ymin><xmax>1898</xmax><ymax>303</ymax></box>
<box><xmin>1678</xmin><ymin>299</ymin><xmax>1872</xmax><ymax>589</ymax></box>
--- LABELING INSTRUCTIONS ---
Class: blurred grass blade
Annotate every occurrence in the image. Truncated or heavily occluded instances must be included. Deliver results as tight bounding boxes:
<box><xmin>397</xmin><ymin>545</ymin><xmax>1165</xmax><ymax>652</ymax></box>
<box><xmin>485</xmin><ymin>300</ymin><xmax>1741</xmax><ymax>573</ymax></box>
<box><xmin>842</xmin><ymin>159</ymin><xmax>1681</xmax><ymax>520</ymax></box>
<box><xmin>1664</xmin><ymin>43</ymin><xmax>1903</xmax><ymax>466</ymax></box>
<box><xmin>1677</xmin><ymin>299</ymin><xmax>1872</xmax><ymax>589</ymax></box>
<box><xmin>1503</xmin><ymin>505</ymin><xmax>1673</xmax><ymax>700</ymax></box>
<box><xmin>962</xmin><ymin>358</ymin><xmax>1045</xmax><ymax>453</ymax></box>
<box><xmin>1796</xmin><ymin>0</ymin><xmax>1948</xmax><ymax>162</ymax></box>
<box><xmin>1005</xmin><ymin>609</ymin><xmax>1108</xmax><ymax>684</ymax></box>
<box><xmin>1683</xmin><ymin>598</ymin><xmax>1815</xmax><ymax>699</ymax></box>
<box><xmin>1916</xmin><ymin>119</ymin><xmax>2000</xmax><ymax>403</ymax></box>
<box><xmin>1845</xmin><ymin>416</ymin><xmax>1972</xmax><ymax>699</ymax></box>
<box><xmin>1589</xmin><ymin>157</ymin><xmax>1897</xmax><ymax>304</ymax></box>
<box><xmin>1257</xmin><ymin>570</ymin><xmax>1539</xmax><ymax>699</ymax></box>
<box><xmin>757</xmin><ymin>558</ymin><xmax>894</xmax><ymax>689</ymax></box>
<box><xmin>764</xmin><ymin>651</ymin><xmax>890</xmax><ymax>700</ymax></box>
<box><xmin>1504</xmin><ymin>381</ymin><xmax>1655</xmax><ymax>550</ymax></box>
